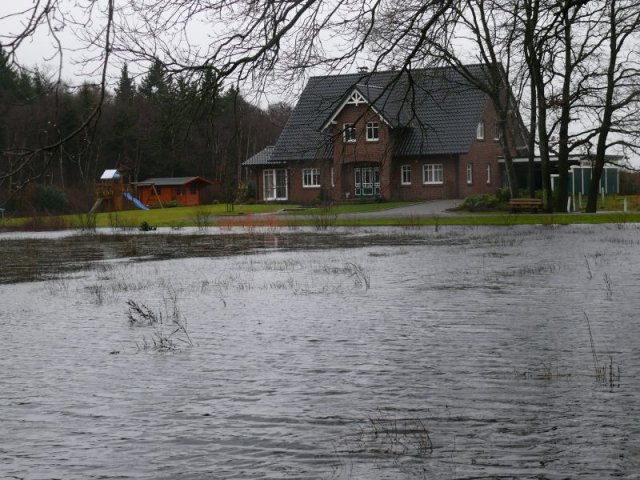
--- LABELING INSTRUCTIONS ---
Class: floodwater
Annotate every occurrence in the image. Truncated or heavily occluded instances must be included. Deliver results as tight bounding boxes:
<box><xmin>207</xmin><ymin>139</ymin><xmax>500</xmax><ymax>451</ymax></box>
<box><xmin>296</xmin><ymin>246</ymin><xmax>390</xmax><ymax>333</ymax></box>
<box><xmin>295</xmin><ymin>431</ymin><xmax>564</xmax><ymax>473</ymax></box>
<box><xmin>1</xmin><ymin>225</ymin><xmax>640</xmax><ymax>479</ymax></box>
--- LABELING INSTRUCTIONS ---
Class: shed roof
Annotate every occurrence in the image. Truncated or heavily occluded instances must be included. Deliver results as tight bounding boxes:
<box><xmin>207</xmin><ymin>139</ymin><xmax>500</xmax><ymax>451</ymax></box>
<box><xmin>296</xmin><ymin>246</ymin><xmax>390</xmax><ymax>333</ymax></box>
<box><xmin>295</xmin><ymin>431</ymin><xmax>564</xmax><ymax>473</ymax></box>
<box><xmin>268</xmin><ymin>65</ymin><xmax>491</xmax><ymax>163</ymax></box>
<box><xmin>135</xmin><ymin>176</ymin><xmax>213</xmax><ymax>186</ymax></box>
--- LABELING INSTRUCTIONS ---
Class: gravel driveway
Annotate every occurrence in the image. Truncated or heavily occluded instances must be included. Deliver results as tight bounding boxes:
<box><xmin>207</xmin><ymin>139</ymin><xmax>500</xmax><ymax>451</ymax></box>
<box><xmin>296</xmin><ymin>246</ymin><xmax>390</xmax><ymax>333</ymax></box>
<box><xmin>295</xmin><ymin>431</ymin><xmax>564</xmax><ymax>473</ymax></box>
<box><xmin>341</xmin><ymin>199</ymin><xmax>462</xmax><ymax>218</ymax></box>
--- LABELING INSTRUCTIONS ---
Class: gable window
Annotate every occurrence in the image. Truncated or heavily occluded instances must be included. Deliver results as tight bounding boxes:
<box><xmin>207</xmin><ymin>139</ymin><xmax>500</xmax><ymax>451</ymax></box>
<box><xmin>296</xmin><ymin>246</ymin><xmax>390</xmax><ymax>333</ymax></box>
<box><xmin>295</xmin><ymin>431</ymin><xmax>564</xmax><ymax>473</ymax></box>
<box><xmin>366</xmin><ymin>122</ymin><xmax>379</xmax><ymax>141</ymax></box>
<box><xmin>486</xmin><ymin>163</ymin><xmax>492</xmax><ymax>184</ymax></box>
<box><xmin>423</xmin><ymin>164</ymin><xmax>443</xmax><ymax>185</ymax></box>
<box><xmin>401</xmin><ymin>165</ymin><xmax>412</xmax><ymax>185</ymax></box>
<box><xmin>302</xmin><ymin>168</ymin><xmax>321</xmax><ymax>188</ymax></box>
<box><xmin>476</xmin><ymin>121</ymin><xmax>485</xmax><ymax>140</ymax></box>
<box><xmin>466</xmin><ymin>163</ymin><xmax>473</xmax><ymax>184</ymax></box>
<box><xmin>343</xmin><ymin>123</ymin><xmax>356</xmax><ymax>143</ymax></box>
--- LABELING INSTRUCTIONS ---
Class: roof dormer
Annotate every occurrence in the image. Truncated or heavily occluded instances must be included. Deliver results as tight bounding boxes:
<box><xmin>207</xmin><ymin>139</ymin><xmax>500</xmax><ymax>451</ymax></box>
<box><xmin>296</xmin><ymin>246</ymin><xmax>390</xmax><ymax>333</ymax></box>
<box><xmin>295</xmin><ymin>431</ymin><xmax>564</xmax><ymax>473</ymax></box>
<box><xmin>321</xmin><ymin>87</ymin><xmax>391</xmax><ymax>132</ymax></box>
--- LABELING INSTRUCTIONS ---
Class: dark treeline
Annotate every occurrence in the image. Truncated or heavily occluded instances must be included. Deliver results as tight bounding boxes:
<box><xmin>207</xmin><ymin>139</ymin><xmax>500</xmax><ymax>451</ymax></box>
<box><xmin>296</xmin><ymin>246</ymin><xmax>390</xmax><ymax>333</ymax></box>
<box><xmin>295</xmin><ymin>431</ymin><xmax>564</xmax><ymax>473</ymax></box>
<box><xmin>0</xmin><ymin>52</ymin><xmax>290</xmax><ymax>214</ymax></box>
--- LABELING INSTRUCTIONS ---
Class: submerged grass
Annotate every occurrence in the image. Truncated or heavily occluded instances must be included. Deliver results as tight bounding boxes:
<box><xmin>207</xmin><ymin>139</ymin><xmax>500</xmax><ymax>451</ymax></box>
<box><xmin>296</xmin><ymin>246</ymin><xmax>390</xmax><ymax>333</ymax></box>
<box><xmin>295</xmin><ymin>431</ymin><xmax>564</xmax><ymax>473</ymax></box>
<box><xmin>127</xmin><ymin>289</ymin><xmax>193</xmax><ymax>352</ymax></box>
<box><xmin>356</xmin><ymin>409</ymin><xmax>433</xmax><ymax>458</ymax></box>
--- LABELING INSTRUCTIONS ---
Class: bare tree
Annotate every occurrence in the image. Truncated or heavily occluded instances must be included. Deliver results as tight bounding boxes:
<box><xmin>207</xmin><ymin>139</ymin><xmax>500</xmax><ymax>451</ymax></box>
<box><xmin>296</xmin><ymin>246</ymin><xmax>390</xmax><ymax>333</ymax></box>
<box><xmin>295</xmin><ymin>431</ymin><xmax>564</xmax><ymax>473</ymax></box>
<box><xmin>0</xmin><ymin>0</ymin><xmax>115</xmax><ymax>190</ymax></box>
<box><xmin>584</xmin><ymin>0</ymin><xmax>640</xmax><ymax>212</ymax></box>
<box><xmin>3</xmin><ymin>0</ymin><xmax>638</xmax><ymax>212</ymax></box>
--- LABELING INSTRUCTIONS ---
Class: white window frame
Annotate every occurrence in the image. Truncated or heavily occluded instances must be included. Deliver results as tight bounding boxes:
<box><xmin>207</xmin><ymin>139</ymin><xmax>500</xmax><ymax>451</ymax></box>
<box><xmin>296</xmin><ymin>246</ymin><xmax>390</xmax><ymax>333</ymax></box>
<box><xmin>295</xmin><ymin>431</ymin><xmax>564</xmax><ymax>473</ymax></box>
<box><xmin>263</xmin><ymin>169</ymin><xmax>288</xmax><ymax>201</ymax></box>
<box><xmin>476</xmin><ymin>121</ymin><xmax>485</xmax><ymax>140</ymax></box>
<box><xmin>401</xmin><ymin>165</ymin><xmax>412</xmax><ymax>185</ymax></box>
<box><xmin>486</xmin><ymin>163</ymin><xmax>492</xmax><ymax>184</ymax></box>
<box><xmin>366</xmin><ymin>122</ymin><xmax>379</xmax><ymax>142</ymax></box>
<box><xmin>466</xmin><ymin>163</ymin><xmax>473</xmax><ymax>185</ymax></box>
<box><xmin>343</xmin><ymin>123</ymin><xmax>356</xmax><ymax>143</ymax></box>
<box><xmin>423</xmin><ymin>164</ymin><xmax>443</xmax><ymax>185</ymax></box>
<box><xmin>302</xmin><ymin>168</ymin><xmax>321</xmax><ymax>188</ymax></box>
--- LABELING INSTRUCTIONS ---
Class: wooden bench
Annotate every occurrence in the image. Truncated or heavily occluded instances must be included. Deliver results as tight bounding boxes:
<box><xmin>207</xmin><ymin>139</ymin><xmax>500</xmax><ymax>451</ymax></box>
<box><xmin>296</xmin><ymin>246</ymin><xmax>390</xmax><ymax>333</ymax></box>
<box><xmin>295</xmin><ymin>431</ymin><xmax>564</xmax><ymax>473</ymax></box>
<box><xmin>509</xmin><ymin>198</ymin><xmax>542</xmax><ymax>213</ymax></box>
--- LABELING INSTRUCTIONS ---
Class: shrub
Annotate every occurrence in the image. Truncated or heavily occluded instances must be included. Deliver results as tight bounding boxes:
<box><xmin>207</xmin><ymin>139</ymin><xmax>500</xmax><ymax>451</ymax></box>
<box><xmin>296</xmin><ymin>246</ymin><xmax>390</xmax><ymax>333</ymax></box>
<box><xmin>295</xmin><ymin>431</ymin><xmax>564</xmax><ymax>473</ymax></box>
<box><xmin>495</xmin><ymin>188</ymin><xmax>511</xmax><ymax>203</ymax></box>
<box><xmin>459</xmin><ymin>194</ymin><xmax>500</xmax><ymax>212</ymax></box>
<box><xmin>36</xmin><ymin>185</ymin><xmax>69</xmax><ymax>213</ymax></box>
<box><xmin>139</xmin><ymin>221</ymin><xmax>156</xmax><ymax>231</ymax></box>
<box><xmin>246</xmin><ymin>181</ymin><xmax>257</xmax><ymax>200</ymax></box>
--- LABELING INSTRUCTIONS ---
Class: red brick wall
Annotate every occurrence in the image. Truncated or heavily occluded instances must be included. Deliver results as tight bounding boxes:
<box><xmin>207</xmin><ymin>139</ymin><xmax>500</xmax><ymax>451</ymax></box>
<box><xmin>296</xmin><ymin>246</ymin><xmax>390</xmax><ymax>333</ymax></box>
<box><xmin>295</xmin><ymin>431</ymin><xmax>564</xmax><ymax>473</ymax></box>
<box><xmin>252</xmin><ymin>100</ymin><xmax>525</xmax><ymax>202</ymax></box>
<box><xmin>390</xmin><ymin>156</ymin><xmax>460</xmax><ymax>201</ymax></box>
<box><xmin>287</xmin><ymin>161</ymin><xmax>333</xmax><ymax>204</ymax></box>
<box><xmin>329</xmin><ymin>104</ymin><xmax>393</xmax><ymax>201</ymax></box>
<box><xmin>255</xmin><ymin>161</ymin><xmax>333</xmax><ymax>204</ymax></box>
<box><xmin>457</xmin><ymin>102</ymin><xmax>505</xmax><ymax>198</ymax></box>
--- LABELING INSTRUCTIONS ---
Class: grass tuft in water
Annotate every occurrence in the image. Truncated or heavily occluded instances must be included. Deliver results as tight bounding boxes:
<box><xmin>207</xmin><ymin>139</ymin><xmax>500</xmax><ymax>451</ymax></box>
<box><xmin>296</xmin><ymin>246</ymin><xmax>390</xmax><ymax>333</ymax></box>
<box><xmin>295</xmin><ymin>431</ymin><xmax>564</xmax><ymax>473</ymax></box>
<box><xmin>584</xmin><ymin>312</ymin><xmax>620</xmax><ymax>388</ymax></box>
<box><xmin>127</xmin><ymin>290</ymin><xmax>193</xmax><ymax>352</ymax></box>
<box><xmin>356</xmin><ymin>410</ymin><xmax>433</xmax><ymax>457</ymax></box>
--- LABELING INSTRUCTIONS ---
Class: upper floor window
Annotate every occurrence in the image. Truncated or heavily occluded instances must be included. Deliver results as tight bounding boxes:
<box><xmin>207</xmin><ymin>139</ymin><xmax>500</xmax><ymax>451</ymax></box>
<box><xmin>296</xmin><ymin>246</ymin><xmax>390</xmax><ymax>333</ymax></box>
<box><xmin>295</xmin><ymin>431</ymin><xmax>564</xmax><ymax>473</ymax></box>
<box><xmin>466</xmin><ymin>163</ymin><xmax>473</xmax><ymax>184</ymax></box>
<box><xmin>302</xmin><ymin>168</ymin><xmax>321</xmax><ymax>188</ymax></box>
<box><xmin>366</xmin><ymin>122</ymin><xmax>379</xmax><ymax>141</ymax></box>
<box><xmin>494</xmin><ymin>121</ymin><xmax>501</xmax><ymax>141</ymax></box>
<box><xmin>401</xmin><ymin>165</ymin><xmax>412</xmax><ymax>185</ymax></box>
<box><xmin>423</xmin><ymin>164</ymin><xmax>443</xmax><ymax>185</ymax></box>
<box><xmin>476</xmin><ymin>121</ymin><xmax>485</xmax><ymax>140</ymax></box>
<box><xmin>343</xmin><ymin>123</ymin><xmax>356</xmax><ymax>143</ymax></box>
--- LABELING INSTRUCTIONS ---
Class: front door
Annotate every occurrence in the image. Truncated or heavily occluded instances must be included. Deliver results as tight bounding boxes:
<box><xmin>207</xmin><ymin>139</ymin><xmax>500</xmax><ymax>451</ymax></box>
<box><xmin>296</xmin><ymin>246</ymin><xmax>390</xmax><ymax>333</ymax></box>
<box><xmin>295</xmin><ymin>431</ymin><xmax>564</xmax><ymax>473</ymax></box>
<box><xmin>263</xmin><ymin>169</ymin><xmax>288</xmax><ymax>201</ymax></box>
<box><xmin>354</xmin><ymin>167</ymin><xmax>380</xmax><ymax>197</ymax></box>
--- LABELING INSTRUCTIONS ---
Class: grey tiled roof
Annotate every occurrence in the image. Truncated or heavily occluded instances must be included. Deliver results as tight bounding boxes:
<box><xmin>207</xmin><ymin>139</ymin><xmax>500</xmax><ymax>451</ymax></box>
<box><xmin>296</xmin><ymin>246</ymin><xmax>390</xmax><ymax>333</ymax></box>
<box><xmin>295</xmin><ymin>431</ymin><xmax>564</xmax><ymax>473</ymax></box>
<box><xmin>243</xmin><ymin>146</ymin><xmax>278</xmax><ymax>166</ymax></box>
<box><xmin>270</xmin><ymin>65</ymin><xmax>490</xmax><ymax>162</ymax></box>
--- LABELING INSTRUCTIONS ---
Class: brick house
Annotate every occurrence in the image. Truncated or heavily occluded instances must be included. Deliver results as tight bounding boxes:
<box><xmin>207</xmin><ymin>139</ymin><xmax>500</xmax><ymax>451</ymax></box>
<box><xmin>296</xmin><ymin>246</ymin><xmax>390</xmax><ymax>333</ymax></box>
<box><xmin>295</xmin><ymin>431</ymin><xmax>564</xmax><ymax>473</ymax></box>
<box><xmin>244</xmin><ymin>65</ymin><xmax>527</xmax><ymax>203</ymax></box>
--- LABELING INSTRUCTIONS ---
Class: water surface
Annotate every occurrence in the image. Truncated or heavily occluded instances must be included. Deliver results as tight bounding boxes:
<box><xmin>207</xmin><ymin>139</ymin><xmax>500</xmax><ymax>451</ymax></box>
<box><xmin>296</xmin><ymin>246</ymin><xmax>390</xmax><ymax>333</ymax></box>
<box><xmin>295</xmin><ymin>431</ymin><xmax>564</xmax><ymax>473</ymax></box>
<box><xmin>1</xmin><ymin>225</ymin><xmax>639</xmax><ymax>478</ymax></box>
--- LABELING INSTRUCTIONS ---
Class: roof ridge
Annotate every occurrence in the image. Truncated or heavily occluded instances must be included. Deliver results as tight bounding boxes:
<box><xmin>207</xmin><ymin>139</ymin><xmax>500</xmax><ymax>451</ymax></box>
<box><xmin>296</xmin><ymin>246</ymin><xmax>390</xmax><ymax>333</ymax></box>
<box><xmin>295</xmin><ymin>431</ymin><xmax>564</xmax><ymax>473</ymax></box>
<box><xmin>307</xmin><ymin>63</ymin><xmax>488</xmax><ymax>80</ymax></box>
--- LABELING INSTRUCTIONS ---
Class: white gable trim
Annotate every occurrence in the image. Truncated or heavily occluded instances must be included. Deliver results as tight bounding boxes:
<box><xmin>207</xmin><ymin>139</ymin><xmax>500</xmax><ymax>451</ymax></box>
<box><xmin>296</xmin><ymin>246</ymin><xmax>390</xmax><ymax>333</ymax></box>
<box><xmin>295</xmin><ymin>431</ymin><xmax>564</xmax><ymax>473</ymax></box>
<box><xmin>320</xmin><ymin>88</ymin><xmax>392</xmax><ymax>131</ymax></box>
<box><xmin>347</xmin><ymin>90</ymin><xmax>367</xmax><ymax>106</ymax></box>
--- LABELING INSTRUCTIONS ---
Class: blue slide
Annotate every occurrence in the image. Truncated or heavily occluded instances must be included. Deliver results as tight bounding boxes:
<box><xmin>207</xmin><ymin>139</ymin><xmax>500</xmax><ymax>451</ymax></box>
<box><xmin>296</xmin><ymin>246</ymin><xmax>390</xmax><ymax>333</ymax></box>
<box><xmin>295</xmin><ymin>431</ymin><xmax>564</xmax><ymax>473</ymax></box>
<box><xmin>123</xmin><ymin>191</ymin><xmax>150</xmax><ymax>210</ymax></box>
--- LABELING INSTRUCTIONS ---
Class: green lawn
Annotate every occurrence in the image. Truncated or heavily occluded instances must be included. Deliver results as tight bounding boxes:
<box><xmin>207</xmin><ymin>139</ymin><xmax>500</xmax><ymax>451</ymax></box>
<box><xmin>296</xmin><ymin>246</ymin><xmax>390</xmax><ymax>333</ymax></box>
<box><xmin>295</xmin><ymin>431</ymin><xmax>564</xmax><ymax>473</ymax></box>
<box><xmin>334</xmin><ymin>211</ymin><xmax>640</xmax><ymax>226</ymax></box>
<box><xmin>3</xmin><ymin>201</ymin><xmax>640</xmax><ymax>230</ymax></box>
<box><xmin>4</xmin><ymin>203</ymin><xmax>290</xmax><ymax>229</ymax></box>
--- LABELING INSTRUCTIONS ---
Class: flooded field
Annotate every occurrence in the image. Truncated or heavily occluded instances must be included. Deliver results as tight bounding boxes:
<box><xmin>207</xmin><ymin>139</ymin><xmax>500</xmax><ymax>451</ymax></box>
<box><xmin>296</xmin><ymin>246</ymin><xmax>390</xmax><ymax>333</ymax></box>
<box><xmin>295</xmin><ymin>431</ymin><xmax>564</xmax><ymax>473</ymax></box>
<box><xmin>1</xmin><ymin>225</ymin><xmax>640</xmax><ymax>479</ymax></box>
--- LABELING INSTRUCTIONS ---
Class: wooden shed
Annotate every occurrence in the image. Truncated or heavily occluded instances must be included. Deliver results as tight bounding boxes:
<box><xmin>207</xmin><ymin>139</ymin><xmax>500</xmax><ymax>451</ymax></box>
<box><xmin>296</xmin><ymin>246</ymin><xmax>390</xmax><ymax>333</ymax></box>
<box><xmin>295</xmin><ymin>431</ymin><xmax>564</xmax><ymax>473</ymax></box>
<box><xmin>134</xmin><ymin>177</ymin><xmax>214</xmax><ymax>207</ymax></box>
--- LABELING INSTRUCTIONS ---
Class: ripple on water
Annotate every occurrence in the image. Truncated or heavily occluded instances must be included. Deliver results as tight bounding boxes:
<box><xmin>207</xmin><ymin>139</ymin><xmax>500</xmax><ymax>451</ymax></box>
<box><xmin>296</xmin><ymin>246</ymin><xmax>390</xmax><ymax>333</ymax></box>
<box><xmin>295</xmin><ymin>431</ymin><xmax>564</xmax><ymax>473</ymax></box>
<box><xmin>1</xmin><ymin>226</ymin><xmax>640</xmax><ymax>478</ymax></box>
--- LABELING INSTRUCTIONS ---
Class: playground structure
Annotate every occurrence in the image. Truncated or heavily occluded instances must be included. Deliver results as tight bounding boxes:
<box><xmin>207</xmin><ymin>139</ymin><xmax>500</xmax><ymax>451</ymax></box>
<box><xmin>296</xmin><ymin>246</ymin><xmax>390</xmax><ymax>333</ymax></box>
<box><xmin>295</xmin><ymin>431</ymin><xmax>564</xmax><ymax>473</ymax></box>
<box><xmin>90</xmin><ymin>170</ymin><xmax>215</xmax><ymax>213</ymax></box>
<box><xmin>90</xmin><ymin>169</ymin><xmax>149</xmax><ymax>214</ymax></box>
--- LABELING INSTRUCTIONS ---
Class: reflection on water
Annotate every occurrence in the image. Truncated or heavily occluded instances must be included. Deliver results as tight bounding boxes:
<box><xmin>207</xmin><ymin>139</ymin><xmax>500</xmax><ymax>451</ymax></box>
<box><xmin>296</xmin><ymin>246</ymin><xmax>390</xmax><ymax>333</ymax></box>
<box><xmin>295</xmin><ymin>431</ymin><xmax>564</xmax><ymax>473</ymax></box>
<box><xmin>1</xmin><ymin>225</ymin><xmax>640</xmax><ymax>479</ymax></box>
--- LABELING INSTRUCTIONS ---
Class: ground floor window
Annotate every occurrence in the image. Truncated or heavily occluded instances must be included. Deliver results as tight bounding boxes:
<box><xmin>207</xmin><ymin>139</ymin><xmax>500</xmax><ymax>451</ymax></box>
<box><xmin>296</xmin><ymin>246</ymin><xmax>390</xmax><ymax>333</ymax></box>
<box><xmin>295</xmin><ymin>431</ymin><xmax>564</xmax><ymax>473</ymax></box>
<box><xmin>486</xmin><ymin>163</ymin><xmax>492</xmax><ymax>184</ymax></box>
<box><xmin>355</xmin><ymin>167</ymin><xmax>380</xmax><ymax>196</ymax></box>
<box><xmin>302</xmin><ymin>168</ymin><xmax>321</xmax><ymax>188</ymax></box>
<box><xmin>263</xmin><ymin>169</ymin><xmax>288</xmax><ymax>200</ymax></box>
<box><xmin>467</xmin><ymin>163</ymin><xmax>473</xmax><ymax>184</ymax></box>
<box><xmin>423</xmin><ymin>164</ymin><xmax>443</xmax><ymax>185</ymax></box>
<box><xmin>401</xmin><ymin>165</ymin><xmax>411</xmax><ymax>185</ymax></box>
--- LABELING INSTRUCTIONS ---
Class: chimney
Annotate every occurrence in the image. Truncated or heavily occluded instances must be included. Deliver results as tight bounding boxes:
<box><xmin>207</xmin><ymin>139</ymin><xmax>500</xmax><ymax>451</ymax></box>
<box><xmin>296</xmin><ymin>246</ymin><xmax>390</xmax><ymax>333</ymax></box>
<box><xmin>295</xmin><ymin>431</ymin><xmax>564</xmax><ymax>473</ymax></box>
<box><xmin>357</xmin><ymin>66</ymin><xmax>369</xmax><ymax>73</ymax></box>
